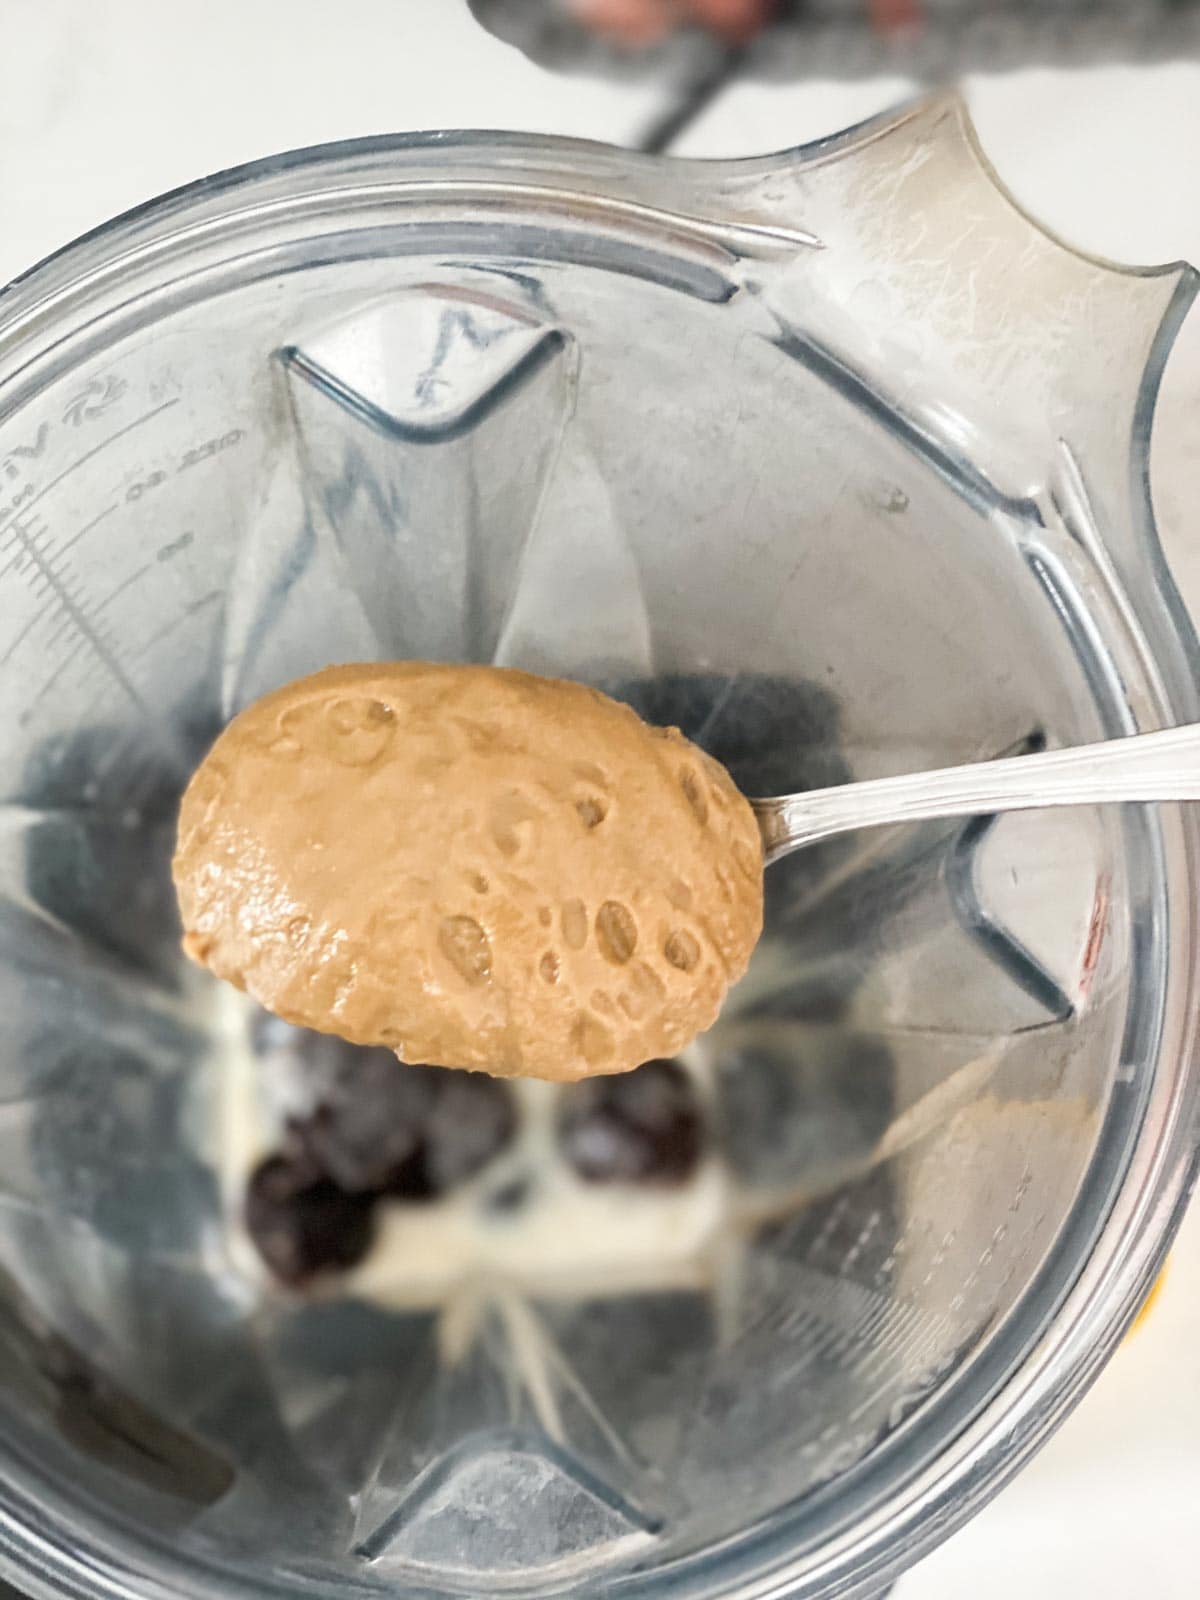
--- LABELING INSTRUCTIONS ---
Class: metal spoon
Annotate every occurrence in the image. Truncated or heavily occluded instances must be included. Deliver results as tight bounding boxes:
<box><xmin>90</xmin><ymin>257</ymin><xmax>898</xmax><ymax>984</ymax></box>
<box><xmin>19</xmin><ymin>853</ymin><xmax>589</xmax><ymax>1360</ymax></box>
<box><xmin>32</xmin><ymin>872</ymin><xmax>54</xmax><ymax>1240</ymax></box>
<box><xmin>752</xmin><ymin>723</ymin><xmax>1200</xmax><ymax>866</ymax></box>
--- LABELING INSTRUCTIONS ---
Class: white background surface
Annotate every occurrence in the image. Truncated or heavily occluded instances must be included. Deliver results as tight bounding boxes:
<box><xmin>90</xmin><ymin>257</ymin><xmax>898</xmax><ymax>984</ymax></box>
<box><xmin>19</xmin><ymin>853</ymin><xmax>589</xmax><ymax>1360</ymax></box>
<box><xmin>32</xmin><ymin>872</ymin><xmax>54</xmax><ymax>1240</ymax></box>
<box><xmin>3</xmin><ymin>2</ymin><xmax>1200</xmax><ymax>1596</ymax></box>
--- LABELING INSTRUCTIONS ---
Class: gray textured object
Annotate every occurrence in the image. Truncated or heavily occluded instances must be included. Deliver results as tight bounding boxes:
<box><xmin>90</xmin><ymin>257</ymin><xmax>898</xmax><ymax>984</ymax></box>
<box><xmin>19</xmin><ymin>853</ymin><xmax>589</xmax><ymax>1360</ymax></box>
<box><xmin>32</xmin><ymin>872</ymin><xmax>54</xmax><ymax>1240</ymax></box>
<box><xmin>470</xmin><ymin>0</ymin><xmax>1200</xmax><ymax>82</ymax></box>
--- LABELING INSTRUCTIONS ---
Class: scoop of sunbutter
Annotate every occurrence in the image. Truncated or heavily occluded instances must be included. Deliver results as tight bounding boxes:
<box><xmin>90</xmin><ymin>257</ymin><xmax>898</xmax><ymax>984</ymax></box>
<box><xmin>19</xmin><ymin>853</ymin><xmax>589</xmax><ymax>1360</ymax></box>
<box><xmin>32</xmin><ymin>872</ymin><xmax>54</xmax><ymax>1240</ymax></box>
<box><xmin>173</xmin><ymin>663</ymin><xmax>764</xmax><ymax>1080</ymax></box>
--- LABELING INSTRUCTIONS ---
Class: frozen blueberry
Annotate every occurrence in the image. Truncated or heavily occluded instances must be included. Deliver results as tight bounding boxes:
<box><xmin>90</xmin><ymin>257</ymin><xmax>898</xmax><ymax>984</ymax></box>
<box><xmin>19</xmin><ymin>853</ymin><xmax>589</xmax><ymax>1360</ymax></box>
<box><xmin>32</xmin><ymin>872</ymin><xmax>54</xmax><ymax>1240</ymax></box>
<box><xmin>289</xmin><ymin>1052</ymin><xmax>518</xmax><ymax>1201</ymax></box>
<box><xmin>244</xmin><ymin>1153</ymin><xmax>376</xmax><ymax>1286</ymax></box>
<box><xmin>293</xmin><ymin>1052</ymin><xmax>440</xmax><ymax>1196</ymax></box>
<box><xmin>558</xmin><ymin>1058</ymin><xmax>704</xmax><ymax>1186</ymax></box>
<box><xmin>424</xmin><ymin>1070</ymin><xmax>518</xmax><ymax>1192</ymax></box>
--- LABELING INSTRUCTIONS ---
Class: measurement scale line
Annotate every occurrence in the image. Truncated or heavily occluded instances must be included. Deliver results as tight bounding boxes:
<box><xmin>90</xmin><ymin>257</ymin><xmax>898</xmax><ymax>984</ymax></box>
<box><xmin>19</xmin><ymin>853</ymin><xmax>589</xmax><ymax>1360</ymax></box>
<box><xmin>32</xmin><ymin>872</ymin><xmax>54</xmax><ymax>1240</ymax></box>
<box><xmin>22</xmin><ymin>398</ymin><xmax>180</xmax><ymax>515</ymax></box>
<box><xmin>20</xmin><ymin>639</ymin><xmax>85</xmax><ymax>725</ymax></box>
<box><xmin>126</xmin><ymin>588</ymin><xmax>223</xmax><ymax>663</ymax></box>
<box><xmin>0</xmin><ymin>548</ymin><xmax>31</xmax><ymax>580</ymax></box>
<box><xmin>3</xmin><ymin>399</ymin><xmax>192</xmax><ymax>767</ymax></box>
<box><xmin>42</xmin><ymin>614</ymin><xmax>78</xmax><ymax>653</ymax></box>
<box><xmin>93</xmin><ymin>562</ymin><xmax>152</xmax><ymax>617</ymax></box>
<box><xmin>0</xmin><ymin>599</ymin><xmax>53</xmax><ymax>667</ymax></box>
<box><xmin>5</xmin><ymin>511</ymin><xmax>175</xmax><ymax>748</ymax></box>
<box><xmin>55</xmin><ymin>503</ymin><xmax>118</xmax><ymax>558</ymax></box>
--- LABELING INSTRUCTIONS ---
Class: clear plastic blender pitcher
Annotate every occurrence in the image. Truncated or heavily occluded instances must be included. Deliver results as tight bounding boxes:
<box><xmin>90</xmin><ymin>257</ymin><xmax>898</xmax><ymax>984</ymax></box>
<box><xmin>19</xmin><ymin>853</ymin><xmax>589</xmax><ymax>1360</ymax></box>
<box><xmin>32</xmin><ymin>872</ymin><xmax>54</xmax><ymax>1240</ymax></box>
<box><xmin>0</xmin><ymin>93</ymin><xmax>1197</xmax><ymax>1600</ymax></box>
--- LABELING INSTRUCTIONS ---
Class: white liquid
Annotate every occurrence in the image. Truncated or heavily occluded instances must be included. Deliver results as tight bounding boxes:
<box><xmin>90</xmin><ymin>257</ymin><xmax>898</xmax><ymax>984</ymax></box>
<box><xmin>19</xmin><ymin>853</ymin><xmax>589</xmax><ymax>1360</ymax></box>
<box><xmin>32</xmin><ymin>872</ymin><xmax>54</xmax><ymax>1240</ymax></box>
<box><xmin>213</xmin><ymin>987</ymin><xmax>741</xmax><ymax>1317</ymax></box>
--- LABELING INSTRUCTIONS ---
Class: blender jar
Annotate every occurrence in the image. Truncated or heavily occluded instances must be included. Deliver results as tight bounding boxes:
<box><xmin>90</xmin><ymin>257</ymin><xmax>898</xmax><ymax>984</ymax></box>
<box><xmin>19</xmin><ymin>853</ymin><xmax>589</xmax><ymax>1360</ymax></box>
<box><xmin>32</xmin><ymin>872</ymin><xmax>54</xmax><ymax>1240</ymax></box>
<box><xmin>0</xmin><ymin>93</ymin><xmax>1197</xmax><ymax>1600</ymax></box>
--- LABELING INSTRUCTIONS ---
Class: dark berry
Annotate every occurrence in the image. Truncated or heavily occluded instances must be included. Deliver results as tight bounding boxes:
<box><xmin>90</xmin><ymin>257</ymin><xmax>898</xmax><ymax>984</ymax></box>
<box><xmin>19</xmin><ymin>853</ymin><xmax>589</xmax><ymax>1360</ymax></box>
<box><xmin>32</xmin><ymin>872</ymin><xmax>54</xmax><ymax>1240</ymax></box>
<box><xmin>294</xmin><ymin>1051</ymin><xmax>440</xmax><ymax>1196</ymax></box>
<box><xmin>558</xmin><ymin>1058</ymin><xmax>704</xmax><ymax>1186</ymax></box>
<box><xmin>424</xmin><ymin>1070</ymin><xmax>518</xmax><ymax>1191</ymax></box>
<box><xmin>244</xmin><ymin>1153</ymin><xmax>376</xmax><ymax>1286</ymax></box>
<box><xmin>286</xmin><ymin>1052</ymin><xmax>518</xmax><ymax>1202</ymax></box>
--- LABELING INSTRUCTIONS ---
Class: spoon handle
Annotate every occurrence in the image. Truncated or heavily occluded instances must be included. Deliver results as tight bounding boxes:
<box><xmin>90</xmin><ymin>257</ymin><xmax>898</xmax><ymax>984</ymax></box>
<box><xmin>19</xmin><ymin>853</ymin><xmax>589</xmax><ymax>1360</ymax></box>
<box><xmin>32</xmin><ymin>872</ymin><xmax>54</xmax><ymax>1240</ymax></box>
<box><xmin>753</xmin><ymin>722</ymin><xmax>1200</xmax><ymax>865</ymax></box>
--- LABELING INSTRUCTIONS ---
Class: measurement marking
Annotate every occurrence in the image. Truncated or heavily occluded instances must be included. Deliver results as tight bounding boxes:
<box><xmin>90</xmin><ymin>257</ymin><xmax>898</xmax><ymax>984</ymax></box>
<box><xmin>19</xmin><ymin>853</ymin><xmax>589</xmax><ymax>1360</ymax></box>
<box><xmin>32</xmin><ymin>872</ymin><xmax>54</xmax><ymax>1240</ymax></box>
<box><xmin>1</xmin><ymin>400</ymin><xmax>188</xmax><ymax>766</ymax></box>
<box><xmin>4</xmin><ymin>506</ymin><xmax>185</xmax><ymax>766</ymax></box>
<box><xmin>156</xmin><ymin>529</ymin><xmax>193</xmax><ymax>563</ymax></box>
<box><xmin>55</xmin><ymin>503</ymin><xmax>118</xmax><ymax>558</ymax></box>
<box><xmin>19</xmin><ymin>639</ymin><xmax>85</xmax><ymax>726</ymax></box>
<box><xmin>0</xmin><ymin>546</ymin><xmax>30</xmax><ymax>581</ymax></box>
<box><xmin>42</xmin><ymin>614</ymin><xmax>78</xmax><ymax>653</ymax></box>
<box><xmin>94</xmin><ymin>562</ymin><xmax>152</xmax><ymax>618</ymax></box>
<box><xmin>126</xmin><ymin>589</ymin><xmax>223</xmax><ymax>663</ymax></box>
<box><xmin>22</xmin><ymin>399</ymin><xmax>180</xmax><ymax>516</ymax></box>
<box><xmin>0</xmin><ymin>598</ymin><xmax>53</xmax><ymax>666</ymax></box>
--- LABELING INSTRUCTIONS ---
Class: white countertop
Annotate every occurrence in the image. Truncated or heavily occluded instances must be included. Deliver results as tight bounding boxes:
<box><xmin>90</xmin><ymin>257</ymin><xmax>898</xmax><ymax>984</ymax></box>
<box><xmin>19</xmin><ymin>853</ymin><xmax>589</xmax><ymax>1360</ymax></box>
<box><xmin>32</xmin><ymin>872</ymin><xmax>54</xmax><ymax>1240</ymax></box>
<box><xmin>4</xmin><ymin>3</ymin><xmax>1200</xmax><ymax>1595</ymax></box>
